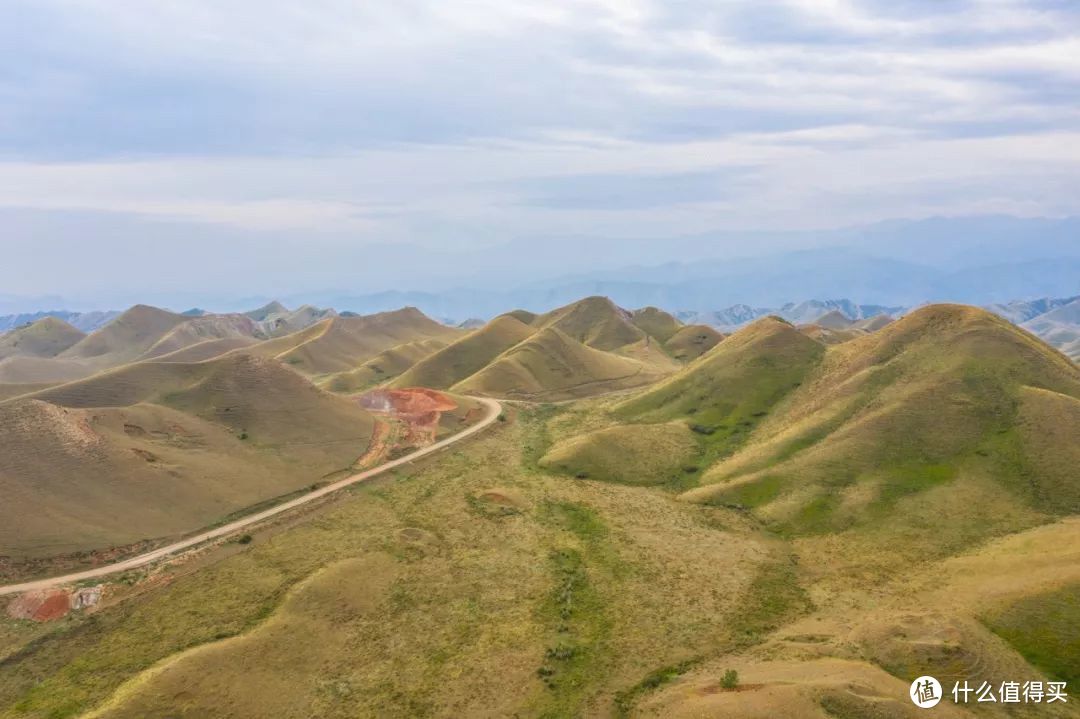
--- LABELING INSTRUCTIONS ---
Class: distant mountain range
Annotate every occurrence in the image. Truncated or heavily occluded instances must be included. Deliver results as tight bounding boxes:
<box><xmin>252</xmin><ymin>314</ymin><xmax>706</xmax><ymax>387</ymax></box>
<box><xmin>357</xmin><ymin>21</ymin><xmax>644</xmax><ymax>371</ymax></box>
<box><xmin>3</xmin><ymin>293</ymin><xmax>1078</xmax><ymax>363</ymax></box>
<box><xmin>0</xmin><ymin>310</ymin><xmax>121</xmax><ymax>334</ymax></box>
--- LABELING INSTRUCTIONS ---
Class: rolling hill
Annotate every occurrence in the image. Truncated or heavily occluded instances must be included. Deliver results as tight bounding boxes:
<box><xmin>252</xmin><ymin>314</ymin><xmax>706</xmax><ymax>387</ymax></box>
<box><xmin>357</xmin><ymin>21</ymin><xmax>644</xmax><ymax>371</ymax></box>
<box><xmin>0</xmin><ymin>317</ymin><xmax>85</xmax><ymax>360</ymax></box>
<box><xmin>245</xmin><ymin>301</ymin><xmax>336</xmax><ymax>337</ymax></box>
<box><xmin>681</xmin><ymin>305</ymin><xmax>1080</xmax><ymax>558</ymax></box>
<box><xmin>272</xmin><ymin>308</ymin><xmax>461</xmax><ymax>376</ymax></box>
<box><xmin>0</xmin><ymin>354</ymin><xmax>378</xmax><ymax>558</ymax></box>
<box><xmin>319</xmin><ymin>338</ymin><xmax>450</xmax><ymax>394</ymax></box>
<box><xmin>1</xmin><ymin>297</ymin><xmax>1078</xmax><ymax>719</ymax></box>
<box><xmin>386</xmin><ymin>299</ymin><xmax>714</xmax><ymax>399</ymax></box>
<box><xmin>2</xmin><ymin>306</ymin><xmax>269</xmax><ymax>385</ymax></box>
<box><xmin>662</xmin><ymin>324</ymin><xmax>723</xmax><ymax>361</ymax></box>
<box><xmin>135</xmin><ymin>314</ymin><xmax>264</xmax><ymax>360</ymax></box>
<box><xmin>59</xmin><ymin>304</ymin><xmax>189</xmax><ymax>365</ymax></box>
<box><xmin>533</xmin><ymin>295</ymin><xmax>648</xmax><ymax>351</ymax></box>
<box><xmin>391</xmin><ymin>313</ymin><xmax>537</xmax><ymax>390</ymax></box>
<box><xmin>453</xmin><ymin>326</ymin><xmax>664</xmax><ymax>400</ymax></box>
<box><xmin>617</xmin><ymin>317</ymin><xmax>824</xmax><ymax>430</ymax></box>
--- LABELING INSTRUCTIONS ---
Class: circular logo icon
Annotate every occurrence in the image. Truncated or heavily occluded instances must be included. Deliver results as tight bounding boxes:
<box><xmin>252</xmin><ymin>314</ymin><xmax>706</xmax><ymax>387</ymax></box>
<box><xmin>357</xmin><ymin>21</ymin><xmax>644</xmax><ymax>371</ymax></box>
<box><xmin>910</xmin><ymin>676</ymin><xmax>943</xmax><ymax>708</ymax></box>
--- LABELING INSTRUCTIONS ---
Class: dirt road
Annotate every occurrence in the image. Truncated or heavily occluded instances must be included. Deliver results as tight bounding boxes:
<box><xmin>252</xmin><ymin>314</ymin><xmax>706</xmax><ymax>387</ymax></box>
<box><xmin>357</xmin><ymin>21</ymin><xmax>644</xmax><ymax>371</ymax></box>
<box><xmin>0</xmin><ymin>397</ymin><xmax>502</xmax><ymax>597</ymax></box>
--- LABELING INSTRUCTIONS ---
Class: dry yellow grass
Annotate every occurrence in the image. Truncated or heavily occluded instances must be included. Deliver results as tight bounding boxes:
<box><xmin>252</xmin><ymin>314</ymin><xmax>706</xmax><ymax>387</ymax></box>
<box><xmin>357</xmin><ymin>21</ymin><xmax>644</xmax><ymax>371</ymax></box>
<box><xmin>0</xmin><ymin>354</ymin><xmax>376</xmax><ymax>559</ymax></box>
<box><xmin>533</xmin><ymin>296</ymin><xmax>647</xmax><ymax>352</ymax></box>
<box><xmin>273</xmin><ymin>308</ymin><xmax>461</xmax><ymax>376</ymax></box>
<box><xmin>663</xmin><ymin>324</ymin><xmax>723</xmax><ymax>361</ymax></box>
<box><xmin>392</xmin><ymin>314</ymin><xmax>537</xmax><ymax>390</ymax></box>
<box><xmin>454</xmin><ymin>327</ymin><xmax>665</xmax><ymax>401</ymax></box>
<box><xmin>0</xmin><ymin>318</ymin><xmax>85</xmax><ymax>360</ymax></box>
<box><xmin>0</xmin><ymin>407</ymin><xmax>775</xmax><ymax>719</ymax></box>
<box><xmin>319</xmin><ymin>338</ymin><xmax>449</xmax><ymax>393</ymax></box>
<box><xmin>136</xmin><ymin>314</ymin><xmax>262</xmax><ymax>361</ymax></box>
<box><xmin>1</xmin><ymin>300</ymin><xmax>1077</xmax><ymax>719</ymax></box>
<box><xmin>629</xmin><ymin>307</ymin><xmax>682</xmax><ymax>344</ymax></box>
<box><xmin>540</xmin><ymin>422</ymin><xmax>698</xmax><ymax>485</ymax></box>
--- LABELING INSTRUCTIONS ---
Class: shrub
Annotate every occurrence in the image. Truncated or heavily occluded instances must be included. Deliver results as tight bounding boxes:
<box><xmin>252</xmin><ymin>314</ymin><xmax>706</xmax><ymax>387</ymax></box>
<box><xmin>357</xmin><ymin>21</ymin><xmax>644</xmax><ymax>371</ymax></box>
<box><xmin>720</xmin><ymin>669</ymin><xmax>739</xmax><ymax>689</ymax></box>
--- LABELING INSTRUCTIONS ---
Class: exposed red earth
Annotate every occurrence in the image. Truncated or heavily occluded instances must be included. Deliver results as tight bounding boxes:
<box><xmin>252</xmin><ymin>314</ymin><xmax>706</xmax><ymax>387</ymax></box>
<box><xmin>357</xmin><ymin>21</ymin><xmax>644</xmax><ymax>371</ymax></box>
<box><xmin>358</xmin><ymin>387</ymin><xmax>458</xmax><ymax>445</ymax></box>
<box><xmin>6</xmin><ymin>585</ymin><xmax>103</xmax><ymax>622</ymax></box>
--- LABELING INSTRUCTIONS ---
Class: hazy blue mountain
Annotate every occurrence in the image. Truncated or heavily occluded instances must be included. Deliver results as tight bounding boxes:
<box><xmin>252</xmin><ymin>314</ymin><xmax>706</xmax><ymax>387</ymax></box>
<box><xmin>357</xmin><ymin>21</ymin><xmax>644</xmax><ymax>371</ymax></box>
<box><xmin>986</xmin><ymin>296</ymin><xmax>1080</xmax><ymax>323</ymax></box>
<box><xmin>0</xmin><ymin>310</ymin><xmax>120</xmax><ymax>334</ymax></box>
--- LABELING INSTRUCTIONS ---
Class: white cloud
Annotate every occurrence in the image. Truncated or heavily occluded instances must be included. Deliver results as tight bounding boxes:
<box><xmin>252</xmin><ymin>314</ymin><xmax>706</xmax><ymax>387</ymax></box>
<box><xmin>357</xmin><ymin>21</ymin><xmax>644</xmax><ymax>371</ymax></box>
<box><xmin>0</xmin><ymin>0</ymin><xmax>1077</xmax><ymax>244</ymax></box>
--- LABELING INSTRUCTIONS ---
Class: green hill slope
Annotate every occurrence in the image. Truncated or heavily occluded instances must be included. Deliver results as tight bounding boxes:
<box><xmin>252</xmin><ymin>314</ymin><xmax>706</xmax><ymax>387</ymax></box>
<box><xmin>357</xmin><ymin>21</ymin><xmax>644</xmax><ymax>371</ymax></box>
<box><xmin>534</xmin><ymin>296</ymin><xmax>647</xmax><ymax>351</ymax></box>
<box><xmin>274</xmin><ymin>308</ymin><xmax>460</xmax><ymax>376</ymax></box>
<box><xmin>684</xmin><ymin>305</ymin><xmax>1080</xmax><ymax>554</ymax></box>
<box><xmin>452</xmin><ymin>326</ymin><xmax>662</xmax><ymax>400</ymax></box>
<box><xmin>615</xmin><ymin>317</ymin><xmax>825</xmax><ymax>461</ymax></box>
<box><xmin>664</xmin><ymin>324</ymin><xmax>723</xmax><ymax>361</ymax></box>
<box><xmin>320</xmin><ymin>338</ymin><xmax>450</xmax><ymax>393</ymax></box>
<box><xmin>630</xmin><ymin>307</ymin><xmax>683</xmax><ymax>343</ymax></box>
<box><xmin>391</xmin><ymin>314</ymin><xmax>536</xmax><ymax>389</ymax></box>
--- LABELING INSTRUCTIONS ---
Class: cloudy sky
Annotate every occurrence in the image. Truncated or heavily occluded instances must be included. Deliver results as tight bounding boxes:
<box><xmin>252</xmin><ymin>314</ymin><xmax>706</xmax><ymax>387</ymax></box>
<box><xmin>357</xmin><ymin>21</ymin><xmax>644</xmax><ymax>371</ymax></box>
<box><xmin>2</xmin><ymin>0</ymin><xmax>1079</xmax><ymax>304</ymax></box>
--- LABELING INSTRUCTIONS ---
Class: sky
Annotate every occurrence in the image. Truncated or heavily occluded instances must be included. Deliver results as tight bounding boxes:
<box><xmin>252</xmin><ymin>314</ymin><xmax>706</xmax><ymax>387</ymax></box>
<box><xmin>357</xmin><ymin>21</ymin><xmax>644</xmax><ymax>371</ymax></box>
<box><xmin>1</xmin><ymin>0</ymin><xmax>1079</xmax><ymax>305</ymax></box>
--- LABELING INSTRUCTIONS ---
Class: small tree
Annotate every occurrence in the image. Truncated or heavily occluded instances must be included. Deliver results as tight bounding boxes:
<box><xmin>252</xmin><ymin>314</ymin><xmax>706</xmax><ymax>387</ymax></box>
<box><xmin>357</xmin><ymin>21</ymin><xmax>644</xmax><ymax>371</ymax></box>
<box><xmin>720</xmin><ymin>669</ymin><xmax>739</xmax><ymax>690</ymax></box>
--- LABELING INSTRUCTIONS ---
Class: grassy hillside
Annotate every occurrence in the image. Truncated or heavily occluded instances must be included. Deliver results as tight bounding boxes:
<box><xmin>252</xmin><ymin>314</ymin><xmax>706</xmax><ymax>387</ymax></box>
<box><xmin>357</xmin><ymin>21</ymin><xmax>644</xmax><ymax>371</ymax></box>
<box><xmin>0</xmin><ymin>356</ymin><xmax>91</xmax><ymax>384</ymax></box>
<box><xmin>1</xmin><ymin>299</ymin><xmax>1077</xmax><ymax>719</ymax></box>
<box><xmin>453</xmin><ymin>327</ymin><xmax>664</xmax><ymax>401</ymax></box>
<box><xmin>852</xmin><ymin>314</ymin><xmax>894</xmax><ymax>331</ymax></box>
<box><xmin>0</xmin><ymin>354</ymin><xmax>377</xmax><ymax>558</ymax></box>
<box><xmin>146</xmin><ymin>337</ymin><xmax>260</xmax><ymax>363</ymax></box>
<box><xmin>535</xmin><ymin>296</ymin><xmax>647</xmax><ymax>351</ymax></box>
<box><xmin>630</xmin><ymin>307</ymin><xmax>682</xmax><ymax>343</ymax></box>
<box><xmin>664</xmin><ymin>324</ymin><xmax>723</xmax><ymax>361</ymax></box>
<box><xmin>813</xmin><ymin>309</ymin><xmax>853</xmax><ymax>329</ymax></box>
<box><xmin>684</xmin><ymin>305</ymin><xmax>1080</xmax><ymax>563</ymax></box>
<box><xmin>274</xmin><ymin>308</ymin><xmax>460</xmax><ymax>376</ymax></box>
<box><xmin>0</xmin><ymin>318</ymin><xmax>85</xmax><ymax>360</ymax></box>
<box><xmin>391</xmin><ymin>314</ymin><xmax>536</xmax><ymax>390</ymax></box>
<box><xmin>320</xmin><ymin>338</ymin><xmax>449</xmax><ymax>393</ymax></box>
<box><xmin>59</xmin><ymin>305</ymin><xmax>187</xmax><ymax>364</ymax></box>
<box><xmin>539</xmin><ymin>422</ymin><xmax>698</xmax><ymax>486</ymax></box>
<box><xmin>797</xmin><ymin>324</ymin><xmax>865</xmax><ymax>344</ymax></box>
<box><xmin>0</xmin><ymin>408</ymin><xmax>783</xmax><ymax>719</ymax></box>
<box><xmin>616</xmin><ymin>317</ymin><xmax>825</xmax><ymax>463</ymax></box>
<box><xmin>136</xmin><ymin>315</ymin><xmax>263</xmax><ymax>361</ymax></box>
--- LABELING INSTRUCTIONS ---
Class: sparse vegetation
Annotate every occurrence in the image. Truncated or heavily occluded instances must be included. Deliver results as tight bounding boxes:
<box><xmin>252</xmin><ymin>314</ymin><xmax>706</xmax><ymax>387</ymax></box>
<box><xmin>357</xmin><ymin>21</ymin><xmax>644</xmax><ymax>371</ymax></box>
<box><xmin>1</xmin><ymin>300</ymin><xmax>1077</xmax><ymax>719</ymax></box>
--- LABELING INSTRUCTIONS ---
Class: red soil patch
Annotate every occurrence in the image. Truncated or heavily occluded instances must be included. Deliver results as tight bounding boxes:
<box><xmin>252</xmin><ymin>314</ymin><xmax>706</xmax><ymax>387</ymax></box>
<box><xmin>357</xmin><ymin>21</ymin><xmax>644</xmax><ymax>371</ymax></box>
<box><xmin>33</xmin><ymin>592</ymin><xmax>71</xmax><ymax>621</ymax></box>
<box><xmin>358</xmin><ymin>388</ymin><xmax>458</xmax><ymax>446</ymax></box>
<box><xmin>7</xmin><ymin>589</ymin><xmax>71</xmax><ymax>622</ymax></box>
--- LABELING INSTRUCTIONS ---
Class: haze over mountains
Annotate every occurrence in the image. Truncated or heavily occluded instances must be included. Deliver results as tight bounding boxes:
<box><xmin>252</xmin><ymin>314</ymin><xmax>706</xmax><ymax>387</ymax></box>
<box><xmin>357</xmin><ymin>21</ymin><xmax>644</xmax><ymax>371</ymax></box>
<box><xmin>3</xmin><ymin>216</ymin><xmax>1078</xmax><ymax>316</ymax></box>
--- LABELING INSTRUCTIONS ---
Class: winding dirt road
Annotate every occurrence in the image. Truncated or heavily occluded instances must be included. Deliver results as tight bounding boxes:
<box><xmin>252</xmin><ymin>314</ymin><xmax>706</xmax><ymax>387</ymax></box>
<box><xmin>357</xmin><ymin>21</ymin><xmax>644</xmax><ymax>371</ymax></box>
<box><xmin>0</xmin><ymin>397</ymin><xmax>502</xmax><ymax>597</ymax></box>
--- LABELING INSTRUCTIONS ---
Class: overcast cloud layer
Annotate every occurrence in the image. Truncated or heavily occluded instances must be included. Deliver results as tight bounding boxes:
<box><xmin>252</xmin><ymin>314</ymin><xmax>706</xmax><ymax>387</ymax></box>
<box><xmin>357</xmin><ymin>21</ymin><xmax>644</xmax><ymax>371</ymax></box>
<box><xmin>1</xmin><ymin>0</ymin><xmax>1078</xmax><ymax>302</ymax></box>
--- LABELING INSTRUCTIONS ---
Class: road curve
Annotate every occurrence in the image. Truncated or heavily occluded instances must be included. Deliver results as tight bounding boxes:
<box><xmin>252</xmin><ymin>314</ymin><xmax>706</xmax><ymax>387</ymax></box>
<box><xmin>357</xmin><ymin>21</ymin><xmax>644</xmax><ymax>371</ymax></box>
<box><xmin>0</xmin><ymin>397</ymin><xmax>502</xmax><ymax>597</ymax></box>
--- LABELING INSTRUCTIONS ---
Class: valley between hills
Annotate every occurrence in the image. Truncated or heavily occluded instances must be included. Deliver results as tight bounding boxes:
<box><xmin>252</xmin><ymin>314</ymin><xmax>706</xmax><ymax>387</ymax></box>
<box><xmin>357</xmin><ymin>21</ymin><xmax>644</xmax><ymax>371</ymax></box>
<box><xmin>0</xmin><ymin>296</ymin><xmax>1078</xmax><ymax>718</ymax></box>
